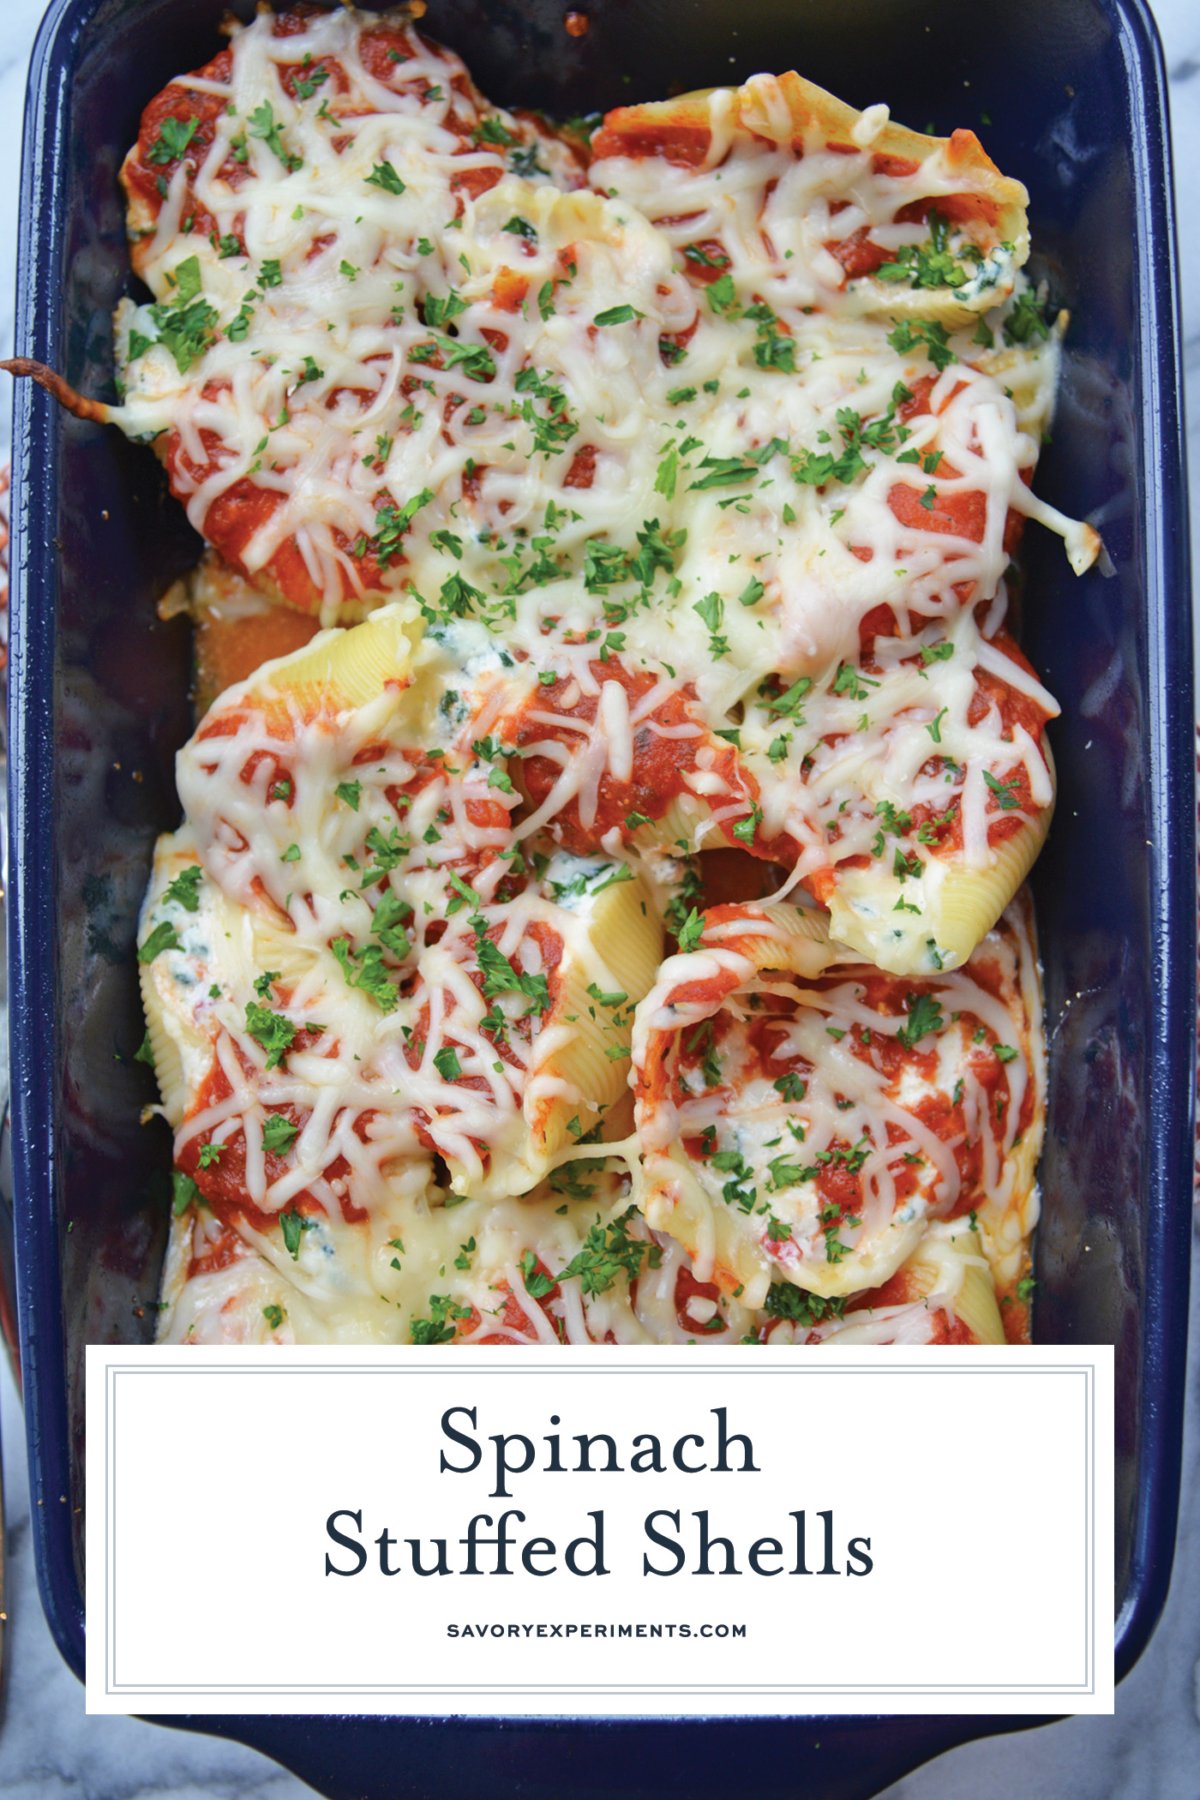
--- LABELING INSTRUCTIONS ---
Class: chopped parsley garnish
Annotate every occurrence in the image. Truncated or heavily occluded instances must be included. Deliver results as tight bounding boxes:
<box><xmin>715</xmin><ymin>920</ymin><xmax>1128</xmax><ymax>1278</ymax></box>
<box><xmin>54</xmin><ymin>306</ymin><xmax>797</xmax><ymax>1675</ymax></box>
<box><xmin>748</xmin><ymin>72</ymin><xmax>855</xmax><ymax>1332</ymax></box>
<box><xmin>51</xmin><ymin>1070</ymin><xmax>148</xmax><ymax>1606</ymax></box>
<box><xmin>895</xmin><ymin>992</ymin><xmax>944</xmax><ymax>1050</ymax></box>
<box><xmin>1003</xmin><ymin>289</ymin><xmax>1051</xmax><ymax>346</ymax></box>
<box><xmin>147</xmin><ymin>255</ymin><xmax>217</xmax><ymax>373</ymax></box>
<box><xmin>510</xmin><ymin>142</ymin><xmax>550</xmax><ymax>177</ymax></box>
<box><xmin>689</xmin><ymin>455</ymin><xmax>758</xmax><ymax>491</ymax></box>
<box><xmin>984</xmin><ymin>770</ymin><xmax>1022</xmax><ymax>811</ymax></box>
<box><xmin>474</xmin><ymin>116</ymin><xmax>517</xmax><ymax>147</ymax></box>
<box><xmin>163</xmin><ymin>864</ymin><xmax>203</xmax><ymax>912</ymax></box>
<box><xmin>693</xmin><ymin>589</ymin><xmax>728</xmax><ymax>656</ymax></box>
<box><xmin>520</xmin><ymin>1250</ymin><xmax>555</xmax><ymax>1298</ymax></box>
<box><xmin>147</xmin><ymin>115</ymin><xmax>199</xmax><ymax>165</ymax></box>
<box><xmin>831</xmin><ymin>661</ymin><xmax>878</xmax><ymax>702</ymax></box>
<box><xmin>871</xmin><ymin>799</ymin><xmax>914</xmax><ymax>856</ymax></box>
<box><xmin>764</xmin><ymin>676</ymin><xmax>813</xmax><ymax>720</ymax></box>
<box><xmin>446</xmin><ymin>872</ymin><xmax>483</xmax><ymax>916</ymax></box>
<box><xmin>262</xmin><ymin>1113</ymin><xmax>300</xmax><ymax>1155</ymax></box>
<box><xmin>293</xmin><ymin>58</ymin><xmax>330</xmax><ymax>101</ymax></box>
<box><xmin>371</xmin><ymin>889</ymin><xmax>413</xmax><ymax>960</ymax></box>
<box><xmin>887</xmin><ymin>317</ymin><xmax>957</xmax><ymax>372</ymax></box>
<box><xmin>247</xmin><ymin>100</ymin><xmax>300</xmax><ymax>170</ymax></box>
<box><xmin>675</xmin><ymin>908</ymin><xmax>705</xmax><ymax>953</ymax></box>
<box><xmin>587</xmin><ymin>982</ymin><xmax>628</xmax><ymax>1009</ymax></box>
<box><xmin>138</xmin><ymin>920</ymin><xmax>181</xmax><ymax>963</ymax></box>
<box><xmin>472</xmin><ymin>917</ymin><xmax>550</xmax><ymax>1017</ymax></box>
<box><xmin>557</xmin><ymin>1207</ymin><xmax>649</xmax><ymax>1295</ymax></box>
<box><xmin>744</xmin><ymin>301</ymin><xmax>795</xmax><ymax>372</ymax></box>
<box><xmin>594</xmin><ymin>303</ymin><xmax>643</xmax><ymax>326</ymax></box>
<box><xmin>366</xmin><ymin>159</ymin><xmax>406</xmax><ymax>194</ymax></box>
<box><xmin>410</xmin><ymin>1294</ymin><xmax>472</xmax><ymax>1344</ymax></box>
<box><xmin>171</xmin><ymin>1170</ymin><xmax>200</xmax><ymax>1217</ymax></box>
<box><xmin>423</xmin><ymin>289</ymin><xmax>468</xmax><ymax>329</ymax></box>
<box><xmin>514</xmin><ymin>364</ymin><xmax>578</xmax><ymax>456</ymax></box>
<box><xmin>412</xmin><ymin>329</ymin><xmax>495</xmax><ymax>382</ymax></box>
<box><xmin>792</xmin><ymin>392</ymin><xmax>909</xmax><ymax>488</ymax></box>
<box><xmin>875</xmin><ymin>209</ymin><xmax>979</xmax><ymax>291</ymax></box>
<box><xmin>823</xmin><ymin>1219</ymin><xmax>854</xmax><ymax>1263</ymax></box>
<box><xmin>244</xmin><ymin>1000</ymin><xmax>297</xmax><ymax>1069</ymax></box>
<box><xmin>767</xmin><ymin>1154</ymin><xmax>806</xmax><ymax>1191</ymax></box>
<box><xmin>368</xmin><ymin>488</ymin><xmax>433</xmax><ymax>567</ymax></box>
<box><xmin>279</xmin><ymin>1207</ymin><xmax>313</xmax><ymax>1260</ymax></box>
<box><xmin>774</xmin><ymin>1072</ymin><xmax>807</xmax><ymax>1102</ymax></box>
<box><xmin>709</xmin><ymin>1149</ymin><xmax>758</xmax><ymax>1211</ymax></box>
<box><xmin>763</xmin><ymin>1284</ymin><xmax>846</xmax><ymax>1326</ymax></box>
<box><xmin>331</xmin><ymin>937</ymin><xmax>400</xmax><ymax>1012</ymax></box>
<box><xmin>706</xmin><ymin>273</ymin><xmax>738</xmax><ymax>314</ymax></box>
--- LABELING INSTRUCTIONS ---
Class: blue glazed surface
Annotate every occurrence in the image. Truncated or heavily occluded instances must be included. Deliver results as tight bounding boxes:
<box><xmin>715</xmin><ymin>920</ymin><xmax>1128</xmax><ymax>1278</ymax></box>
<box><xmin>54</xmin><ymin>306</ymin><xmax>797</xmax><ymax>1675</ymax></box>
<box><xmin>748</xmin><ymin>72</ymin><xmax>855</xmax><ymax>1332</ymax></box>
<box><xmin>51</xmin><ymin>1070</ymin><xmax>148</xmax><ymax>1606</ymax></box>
<box><xmin>3</xmin><ymin>1</ymin><xmax>1192</xmax><ymax>1795</ymax></box>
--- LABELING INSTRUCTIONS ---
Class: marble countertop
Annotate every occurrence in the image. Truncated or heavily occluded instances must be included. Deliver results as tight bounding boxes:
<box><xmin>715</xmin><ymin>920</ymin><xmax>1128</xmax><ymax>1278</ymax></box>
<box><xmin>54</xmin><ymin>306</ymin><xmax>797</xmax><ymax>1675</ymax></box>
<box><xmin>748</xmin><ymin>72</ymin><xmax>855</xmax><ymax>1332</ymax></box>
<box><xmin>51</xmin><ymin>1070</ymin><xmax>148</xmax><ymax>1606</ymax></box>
<box><xmin>0</xmin><ymin>1</ymin><xmax>1198</xmax><ymax>1795</ymax></box>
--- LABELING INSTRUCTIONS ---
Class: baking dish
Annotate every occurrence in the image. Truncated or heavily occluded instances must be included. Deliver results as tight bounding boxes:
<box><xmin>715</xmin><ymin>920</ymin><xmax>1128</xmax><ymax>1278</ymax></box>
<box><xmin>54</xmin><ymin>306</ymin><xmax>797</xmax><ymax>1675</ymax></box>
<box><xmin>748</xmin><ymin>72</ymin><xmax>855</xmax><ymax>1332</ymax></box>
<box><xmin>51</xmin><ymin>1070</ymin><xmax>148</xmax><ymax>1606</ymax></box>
<box><xmin>3</xmin><ymin>0</ymin><xmax>1192</xmax><ymax>1795</ymax></box>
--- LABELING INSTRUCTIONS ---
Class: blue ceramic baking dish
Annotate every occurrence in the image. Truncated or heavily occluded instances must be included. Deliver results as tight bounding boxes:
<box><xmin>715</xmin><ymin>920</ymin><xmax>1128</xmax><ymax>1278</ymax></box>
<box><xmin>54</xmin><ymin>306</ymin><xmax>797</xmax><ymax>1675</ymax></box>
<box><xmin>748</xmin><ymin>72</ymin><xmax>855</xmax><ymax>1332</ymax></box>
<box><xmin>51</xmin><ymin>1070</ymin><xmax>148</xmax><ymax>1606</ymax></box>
<box><xmin>3</xmin><ymin>0</ymin><xmax>1192</xmax><ymax>1794</ymax></box>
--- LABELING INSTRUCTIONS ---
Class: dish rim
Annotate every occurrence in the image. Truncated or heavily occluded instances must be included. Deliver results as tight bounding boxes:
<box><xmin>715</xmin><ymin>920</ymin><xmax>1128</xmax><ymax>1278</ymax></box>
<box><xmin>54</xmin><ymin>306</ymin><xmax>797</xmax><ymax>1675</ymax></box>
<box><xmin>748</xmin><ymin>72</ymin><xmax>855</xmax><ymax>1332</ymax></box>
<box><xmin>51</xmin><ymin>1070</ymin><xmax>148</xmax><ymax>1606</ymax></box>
<box><xmin>4</xmin><ymin>0</ymin><xmax>1193</xmax><ymax>1780</ymax></box>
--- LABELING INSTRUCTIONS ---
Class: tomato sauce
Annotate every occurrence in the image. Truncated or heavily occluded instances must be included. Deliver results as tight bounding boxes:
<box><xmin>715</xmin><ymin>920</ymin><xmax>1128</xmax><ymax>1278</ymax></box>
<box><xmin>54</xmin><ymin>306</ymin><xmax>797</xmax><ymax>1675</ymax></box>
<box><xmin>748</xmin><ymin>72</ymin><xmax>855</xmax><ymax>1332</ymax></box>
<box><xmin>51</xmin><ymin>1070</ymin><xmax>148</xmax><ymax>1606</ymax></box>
<box><xmin>680</xmin><ymin>238</ymin><xmax>732</xmax><ymax>286</ymax></box>
<box><xmin>563</xmin><ymin>443</ymin><xmax>597</xmax><ymax>489</ymax></box>
<box><xmin>592</xmin><ymin>117</ymin><xmax>712</xmax><ymax>167</ymax></box>
<box><xmin>657</xmin><ymin>948</ymin><xmax>1031</xmax><ymax>1246</ymax></box>
<box><xmin>674</xmin><ymin>1263</ymin><xmax>726</xmax><ymax>1334</ymax></box>
<box><xmin>466</xmin><ymin>1265</ymin><xmax>567</xmax><ymax>1343</ymax></box>
<box><xmin>492</xmin><ymin>266</ymin><xmax>530</xmax><ymax>312</ymax></box>
<box><xmin>177</xmin><ymin>1051</ymin><xmax>370</xmax><ymax>1238</ymax></box>
<box><xmin>888</xmin><ymin>480</ymin><xmax>987</xmax><ymax>542</ymax></box>
<box><xmin>871</xmin><ymin>152</ymin><xmax>920</xmax><ymax>179</ymax></box>
<box><xmin>124</xmin><ymin>47</ymin><xmax>239</xmax><ymax>243</ymax></box>
<box><xmin>843</xmin><ymin>1265</ymin><xmax>978</xmax><ymax>1341</ymax></box>
<box><xmin>186</xmin><ymin>1216</ymin><xmax>245</xmax><ymax>1279</ymax></box>
<box><xmin>826</xmin><ymin>226</ymin><xmax>893</xmax><ymax>280</ymax></box>
<box><xmin>512</xmin><ymin>657</ymin><xmax>762</xmax><ymax>852</ymax></box>
<box><xmin>896</xmin><ymin>165</ymin><xmax>998</xmax><ymax>229</ymax></box>
<box><xmin>402</xmin><ymin>919</ymin><xmax>564</xmax><ymax>1158</ymax></box>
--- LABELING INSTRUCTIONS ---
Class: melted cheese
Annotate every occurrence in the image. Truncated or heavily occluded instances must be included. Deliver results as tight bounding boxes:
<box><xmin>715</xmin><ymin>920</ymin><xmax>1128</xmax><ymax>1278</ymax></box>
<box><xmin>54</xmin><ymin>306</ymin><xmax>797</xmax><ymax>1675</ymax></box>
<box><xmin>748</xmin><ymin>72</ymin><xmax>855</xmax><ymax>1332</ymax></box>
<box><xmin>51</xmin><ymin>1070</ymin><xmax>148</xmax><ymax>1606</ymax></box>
<box><xmin>123</xmin><ymin>7</ymin><xmax>1068</xmax><ymax>1346</ymax></box>
<box><xmin>113</xmin><ymin>7</ymin><xmax>1093</xmax><ymax>632</ymax></box>
<box><xmin>632</xmin><ymin>898</ymin><xmax>1043</xmax><ymax>1306</ymax></box>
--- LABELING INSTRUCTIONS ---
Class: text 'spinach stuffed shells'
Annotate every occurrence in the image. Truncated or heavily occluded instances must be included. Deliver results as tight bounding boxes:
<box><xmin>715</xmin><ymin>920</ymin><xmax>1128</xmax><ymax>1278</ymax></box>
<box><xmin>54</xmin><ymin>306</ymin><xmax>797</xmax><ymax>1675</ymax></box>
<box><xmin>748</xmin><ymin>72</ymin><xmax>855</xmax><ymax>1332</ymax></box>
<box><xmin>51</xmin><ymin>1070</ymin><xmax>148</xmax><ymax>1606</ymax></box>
<box><xmin>3</xmin><ymin>3</ymin><xmax>1101</xmax><ymax>1349</ymax></box>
